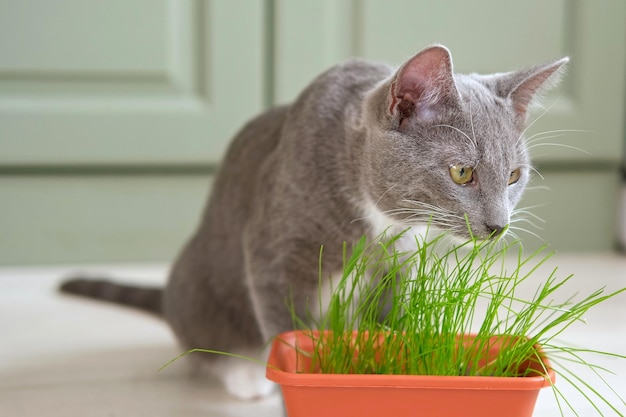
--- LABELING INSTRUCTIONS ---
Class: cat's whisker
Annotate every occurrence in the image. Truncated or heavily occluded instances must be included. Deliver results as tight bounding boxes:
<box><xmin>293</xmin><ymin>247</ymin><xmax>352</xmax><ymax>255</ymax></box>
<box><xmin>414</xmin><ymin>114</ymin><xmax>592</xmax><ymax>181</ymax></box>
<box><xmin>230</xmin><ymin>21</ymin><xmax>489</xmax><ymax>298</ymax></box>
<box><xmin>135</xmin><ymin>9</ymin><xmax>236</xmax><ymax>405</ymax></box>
<box><xmin>525</xmin><ymin>128</ymin><xmax>592</xmax><ymax>141</ymax></box>
<box><xmin>375</xmin><ymin>184</ymin><xmax>398</xmax><ymax>207</ymax></box>
<box><xmin>511</xmin><ymin>206</ymin><xmax>545</xmax><ymax>230</ymax></box>
<box><xmin>506</xmin><ymin>230</ymin><xmax>521</xmax><ymax>242</ymax></box>
<box><xmin>527</xmin><ymin>142</ymin><xmax>590</xmax><ymax>155</ymax></box>
<box><xmin>509</xmin><ymin>225</ymin><xmax>545</xmax><ymax>241</ymax></box>
<box><xmin>512</xmin><ymin>207</ymin><xmax>546</xmax><ymax>222</ymax></box>
<box><xmin>523</xmin><ymin>164</ymin><xmax>545</xmax><ymax>180</ymax></box>
<box><xmin>350</xmin><ymin>209</ymin><xmax>401</xmax><ymax>225</ymax></box>
<box><xmin>524</xmin><ymin>129</ymin><xmax>591</xmax><ymax>146</ymax></box>
<box><xmin>433</xmin><ymin>124</ymin><xmax>471</xmax><ymax>142</ymax></box>
<box><xmin>516</xmin><ymin>98</ymin><xmax>560</xmax><ymax>146</ymax></box>
<box><xmin>524</xmin><ymin>185</ymin><xmax>551</xmax><ymax>192</ymax></box>
<box><xmin>432</xmin><ymin>124</ymin><xmax>476</xmax><ymax>151</ymax></box>
<box><xmin>524</xmin><ymin>129</ymin><xmax>590</xmax><ymax>155</ymax></box>
<box><xmin>401</xmin><ymin>199</ymin><xmax>458</xmax><ymax>216</ymax></box>
<box><xmin>512</xmin><ymin>214</ymin><xmax>545</xmax><ymax>228</ymax></box>
<box><xmin>350</xmin><ymin>213</ymin><xmax>376</xmax><ymax>225</ymax></box>
<box><xmin>379</xmin><ymin>210</ymin><xmax>434</xmax><ymax>220</ymax></box>
<box><xmin>379</xmin><ymin>208</ymin><xmax>415</xmax><ymax>216</ymax></box>
<box><xmin>382</xmin><ymin>208</ymin><xmax>460</xmax><ymax>229</ymax></box>
<box><xmin>525</xmin><ymin>133</ymin><xmax>567</xmax><ymax>145</ymax></box>
<box><xmin>389</xmin><ymin>202</ymin><xmax>463</xmax><ymax>226</ymax></box>
<box><xmin>531</xmin><ymin>170</ymin><xmax>545</xmax><ymax>181</ymax></box>
<box><xmin>374</xmin><ymin>206</ymin><xmax>439</xmax><ymax>220</ymax></box>
<box><xmin>512</xmin><ymin>204</ymin><xmax>547</xmax><ymax>215</ymax></box>
<box><xmin>406</xmin><ymin>216</ymin><xmax>457</xmax><ymax>229</ymax></box>
<box><xmin>510</xmin><ymin>217</ymin><xmax>544</xmax><ymax>231</ymax></box>
<box><xmin>413</xmin><ymin>213</ymin><xmax>466</xmax><ymax>226</ymax></box>
<box><xmin>384</xmin><ymin>206</ymin><xmax>436</xmax><ymax>214</ymax></box>
<box><xmin>404</xmin><ymin>214</ymin><xmax>453</xmax><ymax>223</ymax></box>
<box><xmin>469</xmin><ymin>97</ymin><xmax>477</xmax><ymax>149</ymax></box>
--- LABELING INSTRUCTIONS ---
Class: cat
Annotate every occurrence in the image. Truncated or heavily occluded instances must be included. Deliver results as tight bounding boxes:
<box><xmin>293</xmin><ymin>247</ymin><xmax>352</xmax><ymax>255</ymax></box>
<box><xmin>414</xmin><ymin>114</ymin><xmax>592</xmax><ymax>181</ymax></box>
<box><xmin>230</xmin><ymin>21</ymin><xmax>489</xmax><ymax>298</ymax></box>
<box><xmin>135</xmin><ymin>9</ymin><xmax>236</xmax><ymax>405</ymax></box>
<box><xmin>60</xmin><ymin>45</ymin><xmax>568</xmax><ymax>400</ymax></box>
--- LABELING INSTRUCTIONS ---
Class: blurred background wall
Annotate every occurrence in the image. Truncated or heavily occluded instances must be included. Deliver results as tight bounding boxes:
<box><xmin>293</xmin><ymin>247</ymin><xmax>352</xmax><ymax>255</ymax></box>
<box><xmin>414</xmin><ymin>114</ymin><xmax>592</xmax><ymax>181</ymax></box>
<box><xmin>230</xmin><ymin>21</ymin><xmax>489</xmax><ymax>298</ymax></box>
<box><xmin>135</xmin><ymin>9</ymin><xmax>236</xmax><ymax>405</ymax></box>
<box><xmin>1</xmin><ymin>0</ymin><xmax>625</xmax><ymax>265</ymax></box>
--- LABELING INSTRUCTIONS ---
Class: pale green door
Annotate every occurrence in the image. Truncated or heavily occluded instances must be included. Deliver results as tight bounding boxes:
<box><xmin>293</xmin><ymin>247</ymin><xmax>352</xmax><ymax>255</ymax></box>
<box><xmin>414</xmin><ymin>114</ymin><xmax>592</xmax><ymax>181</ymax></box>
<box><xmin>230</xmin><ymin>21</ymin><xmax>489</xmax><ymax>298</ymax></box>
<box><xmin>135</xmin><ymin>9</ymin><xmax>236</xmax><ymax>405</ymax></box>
<box><xmin>0</xmin><ymin>0</ymin><xmax>266</xmax><ymax>264</ymax></box>
<box><xmin>2</xmin><ymin>1</ymin><xmax>625</xmax><ymax>264</ymax></box>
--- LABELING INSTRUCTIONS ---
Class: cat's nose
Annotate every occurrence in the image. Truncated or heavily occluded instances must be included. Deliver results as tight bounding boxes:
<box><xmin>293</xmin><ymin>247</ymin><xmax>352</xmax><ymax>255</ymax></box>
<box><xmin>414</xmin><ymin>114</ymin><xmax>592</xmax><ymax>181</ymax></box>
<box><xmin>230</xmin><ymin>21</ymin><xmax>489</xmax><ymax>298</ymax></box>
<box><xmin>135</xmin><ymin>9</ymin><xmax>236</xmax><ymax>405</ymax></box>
<box><xmin>486</xmin><ymin>224</ymin><xmax>507</xmax><ymax>237</ymax></box>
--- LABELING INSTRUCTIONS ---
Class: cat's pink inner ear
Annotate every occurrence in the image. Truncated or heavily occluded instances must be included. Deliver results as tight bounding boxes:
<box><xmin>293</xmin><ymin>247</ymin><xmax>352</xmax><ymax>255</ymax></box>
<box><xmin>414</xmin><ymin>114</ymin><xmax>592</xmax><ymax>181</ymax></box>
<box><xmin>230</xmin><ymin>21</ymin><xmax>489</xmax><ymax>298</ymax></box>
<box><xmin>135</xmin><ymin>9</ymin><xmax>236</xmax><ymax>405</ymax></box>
<box><xmin>389</xmin><ymin>46</ymin><xmax>458</xmax><ymax>124</ymax></box>
<box><xmin>509</xmin><ymin>57</ymin><xmax>569</xmax><ymax>119</ymax></box>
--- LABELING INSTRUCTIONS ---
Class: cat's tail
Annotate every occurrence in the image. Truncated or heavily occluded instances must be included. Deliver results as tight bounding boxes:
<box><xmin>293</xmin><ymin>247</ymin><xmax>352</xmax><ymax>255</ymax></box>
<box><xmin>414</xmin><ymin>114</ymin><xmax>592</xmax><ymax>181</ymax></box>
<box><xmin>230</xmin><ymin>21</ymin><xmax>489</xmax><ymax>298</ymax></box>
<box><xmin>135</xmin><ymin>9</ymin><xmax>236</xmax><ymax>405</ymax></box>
<box><xmin>59</xmin><ymin>277</ymin><xmax>163</xmax><ymax>316</ymax></box>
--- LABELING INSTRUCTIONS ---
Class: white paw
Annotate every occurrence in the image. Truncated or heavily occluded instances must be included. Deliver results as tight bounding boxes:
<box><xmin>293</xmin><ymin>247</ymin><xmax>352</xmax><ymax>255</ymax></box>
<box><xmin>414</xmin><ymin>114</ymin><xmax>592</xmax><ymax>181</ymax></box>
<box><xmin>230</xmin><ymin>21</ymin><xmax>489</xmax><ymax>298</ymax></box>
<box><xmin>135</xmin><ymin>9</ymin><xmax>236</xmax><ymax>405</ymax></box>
<box><xmin>219</xmin><ymin>361</ymin><xmax>276</xmax><ymax>400</ymax></box>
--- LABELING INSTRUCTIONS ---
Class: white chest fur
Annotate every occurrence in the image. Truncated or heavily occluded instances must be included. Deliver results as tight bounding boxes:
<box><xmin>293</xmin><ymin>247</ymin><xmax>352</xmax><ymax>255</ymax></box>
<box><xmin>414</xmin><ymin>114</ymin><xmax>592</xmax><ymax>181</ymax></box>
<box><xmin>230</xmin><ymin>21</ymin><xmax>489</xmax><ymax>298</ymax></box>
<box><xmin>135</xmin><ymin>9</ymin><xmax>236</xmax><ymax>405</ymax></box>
<box><xmin>361</xmin><ymin>198</ymin><xmax>434</xmax><ymax>251</ymax></box>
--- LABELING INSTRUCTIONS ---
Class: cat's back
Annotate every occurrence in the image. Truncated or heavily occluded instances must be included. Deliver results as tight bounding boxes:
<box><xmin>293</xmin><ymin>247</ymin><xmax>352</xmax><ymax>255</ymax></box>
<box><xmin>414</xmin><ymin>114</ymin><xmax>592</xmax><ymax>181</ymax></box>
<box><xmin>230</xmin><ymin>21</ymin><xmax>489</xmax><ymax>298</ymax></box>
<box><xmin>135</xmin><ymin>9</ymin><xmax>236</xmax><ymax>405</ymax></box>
<box><xmin>317</xmin><ymin>58</ymin><xmax>393</xmax><ymax>91</ymax></box>
<box><xmin>208</xmin><ymin>57</ymin><xmax>393</xmax><ymax>216</ymax></box>
<box><xmin>290</xmin><ymin>58</ymin><xmax>393</xmax><ymax>120</ymax></box>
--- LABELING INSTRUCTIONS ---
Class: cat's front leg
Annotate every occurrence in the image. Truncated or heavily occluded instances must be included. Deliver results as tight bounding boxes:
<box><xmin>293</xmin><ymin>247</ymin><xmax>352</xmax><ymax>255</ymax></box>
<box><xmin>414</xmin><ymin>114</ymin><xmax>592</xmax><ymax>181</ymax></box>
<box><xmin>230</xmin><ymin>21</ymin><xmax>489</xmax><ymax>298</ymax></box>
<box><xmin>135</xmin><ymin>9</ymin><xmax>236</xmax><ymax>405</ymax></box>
<box><xmin>208</xmin><ymin>243</ymin><xmax>319</xmax><ymax>401</ymax></box>
<box><xmin>243</xmin><ymin>250</ymin><xmax>319</xmax><ymax>342</ymax></box>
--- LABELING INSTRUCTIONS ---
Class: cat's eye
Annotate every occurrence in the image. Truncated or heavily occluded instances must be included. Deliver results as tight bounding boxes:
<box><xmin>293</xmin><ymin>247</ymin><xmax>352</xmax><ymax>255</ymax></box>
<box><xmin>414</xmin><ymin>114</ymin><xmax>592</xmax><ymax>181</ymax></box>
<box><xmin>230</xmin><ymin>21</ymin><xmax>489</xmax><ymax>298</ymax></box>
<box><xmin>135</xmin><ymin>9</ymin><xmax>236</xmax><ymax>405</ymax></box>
<box><xmin>449</xmin><ymin>165</ymin><xmax>474</xmax><ymax>185</ymax></box>
<box><xmin>508</xmin><ymin>168</ymin><xmax>522</xmax><ymax>185</ymax></box>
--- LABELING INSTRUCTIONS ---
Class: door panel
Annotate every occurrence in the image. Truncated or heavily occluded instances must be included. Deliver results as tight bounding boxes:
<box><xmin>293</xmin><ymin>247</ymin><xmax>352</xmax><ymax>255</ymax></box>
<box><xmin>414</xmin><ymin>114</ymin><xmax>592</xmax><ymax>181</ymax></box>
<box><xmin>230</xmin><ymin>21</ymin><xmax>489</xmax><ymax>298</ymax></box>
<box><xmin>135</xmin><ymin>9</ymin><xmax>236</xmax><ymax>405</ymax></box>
<box><xmin>0</xmin><ymin>174</ymin><xmax>211</xmax><ymax>265</ymax></box>
<box><xmin>0</xmin><ymin>0</ymin><xmax>265</xmax><ymax>264</ymax></box>
<box><xmin>0</xmin><ymin>0</ymin><xmax>265</xmax><ymax>166</ymax></box>
<box><xmin>359</xmin><ymin>0</ymin><xmax>566</xmax><ymax>72</ymax></box>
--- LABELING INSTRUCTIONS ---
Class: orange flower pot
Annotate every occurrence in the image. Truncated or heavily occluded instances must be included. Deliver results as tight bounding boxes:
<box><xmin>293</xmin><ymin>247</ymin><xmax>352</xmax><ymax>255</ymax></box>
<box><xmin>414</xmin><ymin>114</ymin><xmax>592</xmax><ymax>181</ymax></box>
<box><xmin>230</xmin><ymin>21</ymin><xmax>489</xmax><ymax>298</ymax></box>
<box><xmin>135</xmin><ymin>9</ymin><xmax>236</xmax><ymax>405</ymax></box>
<box><xmin>266</xmin><ymin>330</ymin><xmax>555</xmax><ymax>417</ymax></box>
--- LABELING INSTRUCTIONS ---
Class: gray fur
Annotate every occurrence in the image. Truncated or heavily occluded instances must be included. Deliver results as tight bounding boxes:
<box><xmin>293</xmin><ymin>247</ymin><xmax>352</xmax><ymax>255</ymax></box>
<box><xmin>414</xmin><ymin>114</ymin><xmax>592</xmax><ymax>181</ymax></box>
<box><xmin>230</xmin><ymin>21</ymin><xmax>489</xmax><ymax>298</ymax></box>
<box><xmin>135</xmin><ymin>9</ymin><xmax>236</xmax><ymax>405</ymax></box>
<box><xmin>60</xmin><ymin>45</ymin><xmax>568</xmax><ymax>398</ymax></box>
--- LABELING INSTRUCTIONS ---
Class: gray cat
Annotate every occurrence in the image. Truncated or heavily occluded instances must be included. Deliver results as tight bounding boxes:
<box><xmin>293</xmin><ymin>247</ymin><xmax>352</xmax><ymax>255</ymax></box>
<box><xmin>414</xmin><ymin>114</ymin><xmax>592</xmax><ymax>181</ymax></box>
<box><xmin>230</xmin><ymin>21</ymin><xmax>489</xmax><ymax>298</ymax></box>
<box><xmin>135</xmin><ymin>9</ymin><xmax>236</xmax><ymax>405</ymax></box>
<box><xmin>61</xmin><ymin>45</ymin><xmax>568</xmax><ymax>400</ymax></box>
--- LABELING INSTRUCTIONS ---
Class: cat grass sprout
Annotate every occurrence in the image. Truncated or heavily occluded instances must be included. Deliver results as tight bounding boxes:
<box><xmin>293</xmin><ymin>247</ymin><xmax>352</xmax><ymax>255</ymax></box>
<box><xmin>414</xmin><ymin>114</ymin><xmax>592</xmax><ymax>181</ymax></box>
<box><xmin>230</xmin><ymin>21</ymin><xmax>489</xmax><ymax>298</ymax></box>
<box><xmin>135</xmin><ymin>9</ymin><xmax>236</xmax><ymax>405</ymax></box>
<box><xmin>287</xmin><ymin>230</ymin><xmax>626</xmax><ymax>416</ymax></box>
<box><xmin>161</xmin><ymin>229</ymin><xmax>625</xmax><ymax>415</ymax></box>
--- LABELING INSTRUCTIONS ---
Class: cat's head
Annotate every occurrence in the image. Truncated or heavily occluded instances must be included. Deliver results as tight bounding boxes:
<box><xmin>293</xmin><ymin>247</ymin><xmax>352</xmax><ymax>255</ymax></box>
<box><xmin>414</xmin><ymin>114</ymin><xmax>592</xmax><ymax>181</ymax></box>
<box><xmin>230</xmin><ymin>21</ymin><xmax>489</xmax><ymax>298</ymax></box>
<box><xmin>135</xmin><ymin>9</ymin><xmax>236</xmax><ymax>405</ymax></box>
<box><xmin>360</xmin><ymin>45</ymin><xmax>568</xmax><ymax>240</ymax></box>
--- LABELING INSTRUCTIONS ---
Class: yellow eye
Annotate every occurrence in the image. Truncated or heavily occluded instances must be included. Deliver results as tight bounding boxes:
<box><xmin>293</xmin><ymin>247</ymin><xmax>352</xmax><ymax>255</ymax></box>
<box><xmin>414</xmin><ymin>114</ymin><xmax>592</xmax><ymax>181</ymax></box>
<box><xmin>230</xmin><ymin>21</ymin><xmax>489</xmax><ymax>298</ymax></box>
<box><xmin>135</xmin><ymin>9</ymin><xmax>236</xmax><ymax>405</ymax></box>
<box><xmin>508</xmin><ymin>168</ymin><xmax>522</xmax><ymax>185</ymax></box>
<box><xmin>449</xmin><ymin>165</ymin><xmax>474</xmax><ymax>185</ymax></box>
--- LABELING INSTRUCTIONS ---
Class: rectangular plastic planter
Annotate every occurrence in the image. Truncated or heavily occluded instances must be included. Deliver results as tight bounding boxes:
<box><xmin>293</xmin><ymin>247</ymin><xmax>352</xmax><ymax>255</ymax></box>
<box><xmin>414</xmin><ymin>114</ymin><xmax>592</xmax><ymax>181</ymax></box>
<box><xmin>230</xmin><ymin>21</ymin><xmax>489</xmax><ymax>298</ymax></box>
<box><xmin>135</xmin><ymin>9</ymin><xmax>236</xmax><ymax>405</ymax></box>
<box><xmin>266</xmin><ymin>330</ymin><xmax>555</xmax><ymax>417</ymax></box>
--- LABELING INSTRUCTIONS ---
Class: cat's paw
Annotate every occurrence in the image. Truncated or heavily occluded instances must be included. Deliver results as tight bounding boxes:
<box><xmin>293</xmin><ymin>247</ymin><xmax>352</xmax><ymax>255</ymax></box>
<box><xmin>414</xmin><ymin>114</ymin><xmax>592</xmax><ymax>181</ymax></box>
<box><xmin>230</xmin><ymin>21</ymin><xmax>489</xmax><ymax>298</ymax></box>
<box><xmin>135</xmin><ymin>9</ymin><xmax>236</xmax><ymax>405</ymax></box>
<box><xmin>219</xmin><ymin>361</ymin><xmax>276</xmax><ymax>400</ymax></box>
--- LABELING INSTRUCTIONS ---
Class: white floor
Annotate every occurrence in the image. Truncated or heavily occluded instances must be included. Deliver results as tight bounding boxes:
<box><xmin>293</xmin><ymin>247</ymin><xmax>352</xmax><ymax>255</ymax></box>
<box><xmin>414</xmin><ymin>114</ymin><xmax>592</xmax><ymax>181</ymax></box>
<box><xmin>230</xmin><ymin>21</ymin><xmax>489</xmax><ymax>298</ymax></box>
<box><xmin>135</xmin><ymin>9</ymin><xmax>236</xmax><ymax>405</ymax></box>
<box><xmin>1</xmin><ymin>253</ymin><xmax>625</xmax><ymax>417</ymax></box>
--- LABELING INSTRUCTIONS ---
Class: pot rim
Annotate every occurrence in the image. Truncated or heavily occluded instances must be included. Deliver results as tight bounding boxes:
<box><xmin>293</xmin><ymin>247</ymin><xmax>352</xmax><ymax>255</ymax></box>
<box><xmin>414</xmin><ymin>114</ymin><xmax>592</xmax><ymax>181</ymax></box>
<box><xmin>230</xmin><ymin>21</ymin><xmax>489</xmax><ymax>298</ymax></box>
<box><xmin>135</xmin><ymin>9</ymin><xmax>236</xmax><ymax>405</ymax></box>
<box><xmin>266</xmin><ymin>330</ymin><xmax>556</xmax><ymax>390</ymax></box>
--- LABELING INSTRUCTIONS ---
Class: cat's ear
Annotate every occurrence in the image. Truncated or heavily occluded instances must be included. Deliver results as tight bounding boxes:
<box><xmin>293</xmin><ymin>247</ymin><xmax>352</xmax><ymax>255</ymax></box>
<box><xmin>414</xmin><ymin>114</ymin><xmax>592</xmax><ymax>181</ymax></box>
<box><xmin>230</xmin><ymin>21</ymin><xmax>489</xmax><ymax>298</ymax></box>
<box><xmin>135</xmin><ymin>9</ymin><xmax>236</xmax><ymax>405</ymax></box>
<box><xmin>498</xmin><ymin>57</ymin><xmax>569</xmax><ymax>123</ymax></box>
<box><xmin>388</xmin><ymin>45</ymin><xmax>461</xmax><ymax>127</ymax></box>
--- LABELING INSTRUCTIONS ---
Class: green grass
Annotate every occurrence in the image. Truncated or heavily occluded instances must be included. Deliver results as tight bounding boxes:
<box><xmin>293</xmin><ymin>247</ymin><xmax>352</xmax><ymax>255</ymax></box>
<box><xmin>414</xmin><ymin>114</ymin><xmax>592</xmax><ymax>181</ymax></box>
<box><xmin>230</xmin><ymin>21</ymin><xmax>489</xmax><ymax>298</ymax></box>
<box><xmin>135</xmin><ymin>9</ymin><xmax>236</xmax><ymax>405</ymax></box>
<box><xmin>162</xmin><ymin>227</ymin><xmax>625</xmax><ymax>416</ymax></box>
<box><xmin>288</xmin><ymin>228</ymin><xmax>626</xmax><ymax>416</ymax></box>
